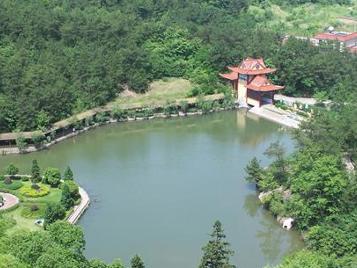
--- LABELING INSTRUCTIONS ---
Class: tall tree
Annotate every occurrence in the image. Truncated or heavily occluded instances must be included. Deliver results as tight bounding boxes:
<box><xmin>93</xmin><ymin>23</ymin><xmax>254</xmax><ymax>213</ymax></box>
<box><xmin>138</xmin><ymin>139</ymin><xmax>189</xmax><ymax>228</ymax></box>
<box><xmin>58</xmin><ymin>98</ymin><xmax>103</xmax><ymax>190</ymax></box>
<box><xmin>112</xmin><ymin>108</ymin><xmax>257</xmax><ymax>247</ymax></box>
<box><xmin>63</xmin><ymin>166</ymin><xmax>74</xmax><ymax>181</ymax></box>
<box><xmin>31</xmin><ymin>160</ymin><xmax>41</xmax><ymax>183</ymax></box>
<box><xmin>199</xmin><ymin>220</ymin><xmax>235</xmax><ymax>268</ymax></box>
<box><xmin>130</xmin><ymin>255</ymin><xmax>145</xmax><ymax>268</ymax></box>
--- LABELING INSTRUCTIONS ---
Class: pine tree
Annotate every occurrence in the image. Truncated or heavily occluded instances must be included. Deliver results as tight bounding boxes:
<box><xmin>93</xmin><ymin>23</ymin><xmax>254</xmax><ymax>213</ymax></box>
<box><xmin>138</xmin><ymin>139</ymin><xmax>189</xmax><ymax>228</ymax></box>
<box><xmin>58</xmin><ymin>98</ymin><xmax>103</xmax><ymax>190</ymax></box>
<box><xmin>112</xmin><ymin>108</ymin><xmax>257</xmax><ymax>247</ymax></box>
<box><xmin>64</xmin><ymin>166</ymin><xmax>74</xmax><ymax>180</ymax></box>
<box><xmin>130</xmin><ymin>255</ymin><xmax>145</xmax><ymax>268</ymax></box>
<box><xmin>61</xmin><ymin>184</ymin><xmax>74</xmax><ymax>210</ymax></box>
<box><xmin>199</xmin><ymin>220</ymin><xmax>235</xmax><ymax>268</ymax></box>
<box><xmin>244</xmin><ymin>157</ymin><xmax>264</xmax><ymax>184</ymax></box>
<box><xmin>31</xmin><ymin>160</ymin><xmax>41</xmax><ymax>183</ymax></box>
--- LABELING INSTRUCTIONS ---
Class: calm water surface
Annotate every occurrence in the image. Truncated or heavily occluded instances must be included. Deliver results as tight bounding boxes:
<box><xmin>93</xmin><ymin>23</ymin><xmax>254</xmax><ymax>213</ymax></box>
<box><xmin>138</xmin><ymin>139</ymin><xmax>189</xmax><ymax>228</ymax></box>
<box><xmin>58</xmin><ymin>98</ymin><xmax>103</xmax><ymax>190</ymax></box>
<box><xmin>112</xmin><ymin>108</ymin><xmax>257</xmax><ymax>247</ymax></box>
<box><xmin>0</xmin><ymin>111</ymin><xmax>303</xmax><ymax>268</ymax></box>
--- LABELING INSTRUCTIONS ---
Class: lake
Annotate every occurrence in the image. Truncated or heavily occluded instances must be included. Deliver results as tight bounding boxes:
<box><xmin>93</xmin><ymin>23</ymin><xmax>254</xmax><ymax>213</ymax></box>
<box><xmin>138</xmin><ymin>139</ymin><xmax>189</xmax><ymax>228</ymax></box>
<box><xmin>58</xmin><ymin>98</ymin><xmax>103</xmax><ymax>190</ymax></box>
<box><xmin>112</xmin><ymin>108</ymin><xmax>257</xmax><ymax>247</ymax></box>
<box><xmin>0</xmin><ymin>110</ymin><xmax>304</xmax><ymax>268</ymax></box>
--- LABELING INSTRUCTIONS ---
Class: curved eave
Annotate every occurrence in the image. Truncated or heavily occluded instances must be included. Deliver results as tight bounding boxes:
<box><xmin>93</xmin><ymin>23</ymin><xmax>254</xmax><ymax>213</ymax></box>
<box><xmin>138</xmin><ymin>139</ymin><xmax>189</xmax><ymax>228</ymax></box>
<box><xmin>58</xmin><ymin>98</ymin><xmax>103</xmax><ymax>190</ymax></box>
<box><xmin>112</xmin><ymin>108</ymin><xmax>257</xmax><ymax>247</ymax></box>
<box><xmin>228</xmin><ymin>66</ymin><xmax>276</xmax><ymax>75</ymax></box>
<box><xmin>247</xmin><ymin>85</ymin><xmax>284</xmax><ymax>92</ymax></box>
<box><xmin>219</xmin><ymin>72</ymin><xmax>238</xmax><ymax>81</ymax></box>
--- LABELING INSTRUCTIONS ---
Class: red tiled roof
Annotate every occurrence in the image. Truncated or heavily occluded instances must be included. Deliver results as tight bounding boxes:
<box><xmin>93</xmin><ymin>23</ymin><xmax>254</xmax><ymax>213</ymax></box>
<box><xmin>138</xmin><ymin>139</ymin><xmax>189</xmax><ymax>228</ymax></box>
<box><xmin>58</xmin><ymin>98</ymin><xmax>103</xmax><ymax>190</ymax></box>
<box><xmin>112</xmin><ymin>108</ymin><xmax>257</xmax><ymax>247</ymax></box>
<box><xmin>246</xmin><ymin>75</ymin><xmax>284</xmax><ymax>92</ymax></box>
<box><xmin>227</xmin><ymin>57</ymin><xmax>276</xmax><ymax>75</ymax></box>
<box><xmin>314</xmin><ymin>32</ymin><xmax>357</xmax><ymax>42</ymax></box>
<box><xmin>219</xmin><ymin>72</ymin><xmax>238</xmax><ymax>81</ymax></box>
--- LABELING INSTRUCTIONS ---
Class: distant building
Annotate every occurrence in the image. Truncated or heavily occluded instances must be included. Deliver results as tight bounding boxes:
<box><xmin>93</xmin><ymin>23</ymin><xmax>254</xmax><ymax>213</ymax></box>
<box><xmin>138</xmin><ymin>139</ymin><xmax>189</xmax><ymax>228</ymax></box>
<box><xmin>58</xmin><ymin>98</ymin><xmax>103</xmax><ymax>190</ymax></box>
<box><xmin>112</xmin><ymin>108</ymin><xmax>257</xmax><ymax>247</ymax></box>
<box><xmin>313</xmin><ymin>31</ymin><xmax>357</xmax><ymax>52</ymax></box>
<box><xmin>219</xmin><ymin>58</ymin><xmax>284</xmax><ymax>107</ymax></box>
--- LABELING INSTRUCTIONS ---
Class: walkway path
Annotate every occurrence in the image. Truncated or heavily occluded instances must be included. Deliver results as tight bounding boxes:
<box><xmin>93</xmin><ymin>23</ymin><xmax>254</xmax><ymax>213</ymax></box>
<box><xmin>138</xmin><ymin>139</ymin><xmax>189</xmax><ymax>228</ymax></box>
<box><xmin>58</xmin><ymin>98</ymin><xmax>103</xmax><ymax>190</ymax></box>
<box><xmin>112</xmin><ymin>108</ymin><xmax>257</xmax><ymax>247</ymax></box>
<box><xmin>67</xmin><ymin>187</ymin><xmax>90</xmax><ymax>224</ymax></box>
<box><xmin>0</xmin><ymin>192</ymin><xmax>19</xmax><ymax>211</ymax></box>
<box><xmin>249</xmin><ymin>105</ymin><xmax>302</xmax><ymax>128</ymax></box>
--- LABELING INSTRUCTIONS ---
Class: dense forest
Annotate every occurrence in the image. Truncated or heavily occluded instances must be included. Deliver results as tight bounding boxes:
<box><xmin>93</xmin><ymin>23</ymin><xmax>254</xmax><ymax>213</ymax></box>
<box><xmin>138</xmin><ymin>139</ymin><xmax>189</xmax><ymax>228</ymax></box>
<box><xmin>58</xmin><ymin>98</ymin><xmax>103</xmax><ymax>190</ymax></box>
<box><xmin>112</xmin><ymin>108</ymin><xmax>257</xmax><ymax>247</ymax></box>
<box><xmin>0</xmin><ymin>0</ymin><xmax>356</xmax><ymax>132</ymax></box>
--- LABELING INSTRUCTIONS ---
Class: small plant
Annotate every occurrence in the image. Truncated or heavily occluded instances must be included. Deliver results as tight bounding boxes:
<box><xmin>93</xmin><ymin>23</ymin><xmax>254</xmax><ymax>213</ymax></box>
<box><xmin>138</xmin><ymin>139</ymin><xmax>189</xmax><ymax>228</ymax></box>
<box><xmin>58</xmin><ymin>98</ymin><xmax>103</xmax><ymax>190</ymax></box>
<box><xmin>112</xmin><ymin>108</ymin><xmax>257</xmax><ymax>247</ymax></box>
<box><xmin>63</xmin><ymin>166</ymin><xmax>74</xmax><ymax>180</ymax></box>
<box><xmin>4</xmin><ymin>177</ymin><xmax>12</xmax><ymax>185</ymax></box>
<box><xmin>31</xmin><ymin>133</ymin><xmax>46</xmax><ymax>148</ymax></box>
<box><xmin>31</xmin><ymin>183</ymin><xmax>40</xmax><ymax>190</ymax></box>
<box><xmin>43</xmin><ymin>167</ymin><xmax>61</xmax><ymax>188</ymax></box>
<box><xmin>16</xmin><ymin>135</ymin><xmax>27</xmax><ymax>153</ymax></box>
<box><xmin>31</xmin><ymin>204</ymin><xmax>39</xmax><ymax>212</ymax></box>
<box><xmin>6</xmin><ymin>163</ymin><xmax>19</xmax><ymax>178</ymax></box>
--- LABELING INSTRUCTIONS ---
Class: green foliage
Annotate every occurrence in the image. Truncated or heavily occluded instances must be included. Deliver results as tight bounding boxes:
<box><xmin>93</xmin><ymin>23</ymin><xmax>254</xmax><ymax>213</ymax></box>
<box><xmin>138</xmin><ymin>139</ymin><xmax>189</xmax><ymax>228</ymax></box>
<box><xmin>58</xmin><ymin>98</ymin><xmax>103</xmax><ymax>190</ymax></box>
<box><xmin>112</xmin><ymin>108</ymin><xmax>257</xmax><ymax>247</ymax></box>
<box><xmin>43</xmin><ymin>168</ymin><xmax>61</xmax><ymax>188</ymax></box>
<box><xmin>63</xmin><ymin>166</ymin><xmax>74</xmax><ymax>181</ymax></box>
<box><xmin>199</xmin><ymin>220</ymin><xmax>235</xmax><ymax>268</ymax></box>
<box><xmin>6</xmin><ymin>164</ymin><xmax>19</xmax><ymax>176</ymax></box>
<box><xmin>61</xmin><ymin>180</ymin><xmax>80</xmax><ymax>200</ymax></box>
<box><xmin>61</xmin><ymin>184</ymin><xmax>74</xmax><ymax>210</ymax></box>
<box><xmin>44</xmin><ymin>203</ymin><xmax>66</xmax><ymax>227</ymax></box>
<box><xmin>0</xmin><ymin>254</ymin><xmax>27</xmax><ymax>268</ymax></box>
<box><xmin>264</xmin><ymin>141</ymin><xmax>288</xmax><ymax>184</ymax></box>
<box><xmin>257</xmin><ymin>171</ymin><xmax>280</xmax><ymax>192</ymax></box>
<box><xmin>15</xmin><ymin>136</ymin><xmax>27</xmax><ymax>152</ymax></box>
<box><xmin>130</xmin><ymin>255</ymin><xmax>145</xmax><ymax>268</ymax></box>
<box><xmin>19</xmin><ymin>184</ymin><xmax>50</xmax><ymax>198</ymax></box>
<box><xmin>274</xmin><ymin>250</ymin><xmax>338</xmax><ymax>268</ymax></box>
<box><xmin>31</xmin><ymin>160</ymin><xmax>41</xmax><ymax>183</ymax></box>
<box><xmin>287</xmin><ymin>148</ymin><xmax>348</xmax><ymax>229</ymax></box>
<box><xmin>0</xmin><ymin>180</ymin><xmax>23</xmax><ymax>191</ymax></box>
<box><xmin>20</xmin><ymin>203</ymin><xmax>46</xmax><ymax>219</ymax></box>
<box><xmin>31</xmin><ymin>133</ymin><xmax>46</xmax><ymax>148</ymax></box>
<box><xmin>47</xmin><ymin>222</ymin><xmax>85</xmax><ymax>255</ymax></box>
<box><xmin>244</xmin><ymin>157</ymin><xmax>264</xmax><ymax>184</ymax></box>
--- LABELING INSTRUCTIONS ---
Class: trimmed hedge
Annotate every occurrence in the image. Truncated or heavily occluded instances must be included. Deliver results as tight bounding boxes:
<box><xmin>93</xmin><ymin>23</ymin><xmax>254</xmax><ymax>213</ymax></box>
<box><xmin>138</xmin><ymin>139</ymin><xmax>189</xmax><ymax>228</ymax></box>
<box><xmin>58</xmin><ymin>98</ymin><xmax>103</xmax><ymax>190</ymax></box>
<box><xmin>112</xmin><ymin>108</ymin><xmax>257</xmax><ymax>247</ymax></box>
<box><xmin>0</xmin><ymin>180</ymin><xmax>23</xmax><ymax>190</ymax></box>
<box><xmin>19</xmin><ymin>184</ymin><xmax>50</xmax><ymax>198</ymax></box>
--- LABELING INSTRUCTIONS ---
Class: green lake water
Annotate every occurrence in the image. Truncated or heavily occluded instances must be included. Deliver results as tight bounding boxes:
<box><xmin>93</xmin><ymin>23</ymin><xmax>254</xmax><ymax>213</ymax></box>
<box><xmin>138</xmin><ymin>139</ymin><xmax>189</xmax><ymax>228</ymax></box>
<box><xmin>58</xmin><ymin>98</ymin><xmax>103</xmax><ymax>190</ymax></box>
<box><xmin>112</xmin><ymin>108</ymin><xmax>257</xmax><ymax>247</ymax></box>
<box><xmin>0</xmin><ymin>110</ymin><xmax>304</xmax><ymax>268</ymax></box>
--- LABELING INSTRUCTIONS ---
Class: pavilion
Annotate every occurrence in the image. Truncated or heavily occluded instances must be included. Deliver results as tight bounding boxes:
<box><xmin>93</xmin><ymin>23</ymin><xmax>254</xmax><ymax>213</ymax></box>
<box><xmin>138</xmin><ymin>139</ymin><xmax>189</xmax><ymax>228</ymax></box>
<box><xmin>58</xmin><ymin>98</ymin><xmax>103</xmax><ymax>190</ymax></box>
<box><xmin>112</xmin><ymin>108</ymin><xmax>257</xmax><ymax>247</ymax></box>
<box><xmin>219</xmin><ymin>58</ymin><xmax>284</xmax><ymax>107</ymax></box>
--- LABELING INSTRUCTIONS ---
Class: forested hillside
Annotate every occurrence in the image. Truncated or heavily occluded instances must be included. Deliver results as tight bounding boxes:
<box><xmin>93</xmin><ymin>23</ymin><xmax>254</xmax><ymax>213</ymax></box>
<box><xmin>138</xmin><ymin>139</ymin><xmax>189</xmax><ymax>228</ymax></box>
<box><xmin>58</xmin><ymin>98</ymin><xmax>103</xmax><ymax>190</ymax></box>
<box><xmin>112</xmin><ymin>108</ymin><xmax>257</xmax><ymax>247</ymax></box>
<box><xmin>0</xmin><ymin>0</ymin><xmax>356</xmax><ymax>132</ymax></box>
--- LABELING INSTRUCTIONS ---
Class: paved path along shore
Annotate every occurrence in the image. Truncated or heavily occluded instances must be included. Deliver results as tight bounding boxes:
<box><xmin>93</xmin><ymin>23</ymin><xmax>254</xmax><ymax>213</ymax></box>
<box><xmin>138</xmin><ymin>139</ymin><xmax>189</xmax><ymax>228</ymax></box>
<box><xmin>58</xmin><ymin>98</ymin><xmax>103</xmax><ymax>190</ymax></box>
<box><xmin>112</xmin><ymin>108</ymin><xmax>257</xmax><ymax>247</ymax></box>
<box><xmin>67</xmin><ymin>187</ymin><xmax>90</xmax><ymax>224</ymax></box>
<box><xmin>249</xmin><ymin>105</ymin><xmax>301</xmax><ymax>128</ymax></box>
<box><xmin>0</xmin><ymin>192</ymin><xmax>19</xmax><ymax>211</ymax></box>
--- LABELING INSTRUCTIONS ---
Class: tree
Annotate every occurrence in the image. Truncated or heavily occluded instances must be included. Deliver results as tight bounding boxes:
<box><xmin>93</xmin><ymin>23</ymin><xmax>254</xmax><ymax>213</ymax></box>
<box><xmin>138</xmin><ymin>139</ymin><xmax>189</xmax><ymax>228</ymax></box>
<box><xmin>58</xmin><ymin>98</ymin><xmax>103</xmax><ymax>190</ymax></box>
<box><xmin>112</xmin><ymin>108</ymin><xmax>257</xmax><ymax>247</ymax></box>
<box><xmin>199</xmin><ymin>220</ymin><xmax>235</xmax><ymax>268</ymax></box>
<box><xmin>43</xmin><ymin>168</ymin><xmax>61</xmax><ymax>188</ymax></box>
<box><xmin>35</xmin><ymin>245</ymin><xmax>83</xmax><ymax>268</ymax></box>
<box><xmin>31</xmin><ymin>160</ymin><xmax>41</xmax><ymax>183</ymax></box>
<box><xmin>47</xmin><ymin>222</ymin><xmax>85</xmax><ymax>255</ymax></box>
<box><xmin>63</xmin><ymin>166</ymin><xmax>74</xmax><ymax>181</ymax></box>
<box><xmin>274</xmin><ymin>250</ymin><xmax>338</xmax><ymax>268</ymax></box>
<box><xmin>6</xmin><ymin>164</ymin><xmax>19</xmax><ymax>178</ymax></box>
<box><xmin>61</xmin><ymin>184</ymin><xmax>74</xmax><ymax>210</ymax></box>
<box><xmin>264</xmin><ymin>142</ymin><xmax>288</xmax><ymax>184</ymax></box>
<box><xmin>44</xmin><ymin>203</ymin><xmax>66</xmax><ymax>227</ymax></box>
<box><xmin>244</xmin><ymin>157</ymin><xmax>264</xmax><ymax>184</ymax></box>
<box><xmin>0</xmin><ymin>254</ymin><xmax>27</xmax><ymax>268</ymax></box>
<box><xmin>130</xmin><ymin>255</ymin><xmax>145</xmax><ymax>268</ymax></box>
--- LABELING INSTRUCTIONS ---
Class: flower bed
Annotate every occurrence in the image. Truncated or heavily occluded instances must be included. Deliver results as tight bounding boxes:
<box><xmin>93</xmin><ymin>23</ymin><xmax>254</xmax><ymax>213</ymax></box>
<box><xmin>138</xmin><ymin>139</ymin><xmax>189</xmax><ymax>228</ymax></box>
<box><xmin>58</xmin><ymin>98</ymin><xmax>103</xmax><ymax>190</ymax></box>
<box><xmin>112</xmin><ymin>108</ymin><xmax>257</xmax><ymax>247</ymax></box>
<box><xmin>19</xmin><ymin>184</ymin><xmax>50</xmax><ymax>198</ymax></box>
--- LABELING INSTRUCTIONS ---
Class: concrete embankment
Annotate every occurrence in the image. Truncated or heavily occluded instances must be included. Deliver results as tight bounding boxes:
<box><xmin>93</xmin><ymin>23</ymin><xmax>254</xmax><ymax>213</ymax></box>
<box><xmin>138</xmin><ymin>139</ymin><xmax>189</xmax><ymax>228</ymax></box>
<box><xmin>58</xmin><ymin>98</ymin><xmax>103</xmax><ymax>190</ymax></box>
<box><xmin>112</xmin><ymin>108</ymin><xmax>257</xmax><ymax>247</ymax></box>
<box><xmin>249</xmin><ymin>105</ymin><xmax>302</xmax><ymax>129</ymax></box>
<box><xmin>67</xmin><ymin>187</ymin><xmax>90</xmax><ymax>224</ymax></box>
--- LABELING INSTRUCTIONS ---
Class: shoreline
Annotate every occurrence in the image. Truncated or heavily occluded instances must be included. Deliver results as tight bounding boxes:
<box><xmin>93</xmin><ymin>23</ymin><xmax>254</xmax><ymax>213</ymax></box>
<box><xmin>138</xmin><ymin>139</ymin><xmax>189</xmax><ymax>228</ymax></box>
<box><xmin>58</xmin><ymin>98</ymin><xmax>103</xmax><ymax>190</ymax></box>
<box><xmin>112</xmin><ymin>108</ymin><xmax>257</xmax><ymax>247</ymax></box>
<box><xmin>0</xmin><ymin>105</ymin><xmax>305</xmax><ymax>156</ymax></box>
<box><xmin>67</xmin><ymin>186</ymin><xmax>90</xmax><ymax>224</ymax></box>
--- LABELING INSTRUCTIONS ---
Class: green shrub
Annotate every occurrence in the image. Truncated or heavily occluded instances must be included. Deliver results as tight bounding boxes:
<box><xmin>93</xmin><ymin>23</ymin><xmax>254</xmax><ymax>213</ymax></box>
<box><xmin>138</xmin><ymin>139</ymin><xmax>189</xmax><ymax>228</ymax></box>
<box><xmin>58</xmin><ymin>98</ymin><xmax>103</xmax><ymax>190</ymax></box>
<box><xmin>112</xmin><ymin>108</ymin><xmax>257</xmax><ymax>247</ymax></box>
<box><xmin>20</xmin><ymin>203</ymin><xmax>46</xmax><ymax>219</ymax></box>
<box><xmin>0</xmin><ymin>180</ymin><xmax>23</xmax><ymax>190</ymax></box>
<box><xmin>6</xmin><ymin>164</ymin><xmax>19</xmax><ymax>177</ymax></box>
<box><xmin>43</xmin><ymin>168</ymin><xmax>61</xmax><ymax>188</ymax></box>
<box><xmin>61</xmin><ymin>180</ymin><xmax>79</xmax><ymax>200</ymax></box>
<box><xmin>44</xmin><ymin>203</ymin><xmax>66</xmax><ymax>227</ymax></box>
<box><xmin>112</xmin><ymin>106</ymin><xmax>127</xmax><ymax>120</ymax></box>
<box><xmin>19</xmin><ymin>184</ymin><xmax>50</xmax><ymax>198</ymax></box>
<box><xmin>31</xmin><ymin>133</ymin><xmax>46</xmax><ymax>148</ymax></box>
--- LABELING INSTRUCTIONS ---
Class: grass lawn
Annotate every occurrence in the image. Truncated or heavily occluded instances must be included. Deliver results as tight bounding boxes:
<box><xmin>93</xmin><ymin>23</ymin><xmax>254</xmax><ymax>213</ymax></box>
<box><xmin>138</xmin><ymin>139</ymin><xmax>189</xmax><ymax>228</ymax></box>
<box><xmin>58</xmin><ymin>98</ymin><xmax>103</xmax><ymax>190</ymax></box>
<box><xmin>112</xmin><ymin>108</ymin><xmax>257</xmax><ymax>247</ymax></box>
<box><xmin>110</xmin><ymin>78</ymin><xmax>193</xmax><ymax>109</ymax></box>
<box><xmin>249</xmin><ymin>1</ymin><xmax>357</xmax><ymax>36</ymax></box>
<box><xmin>2</xmin><ymin>181</ymin><xmax>63</xmax><ymax>233</ymax></box>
